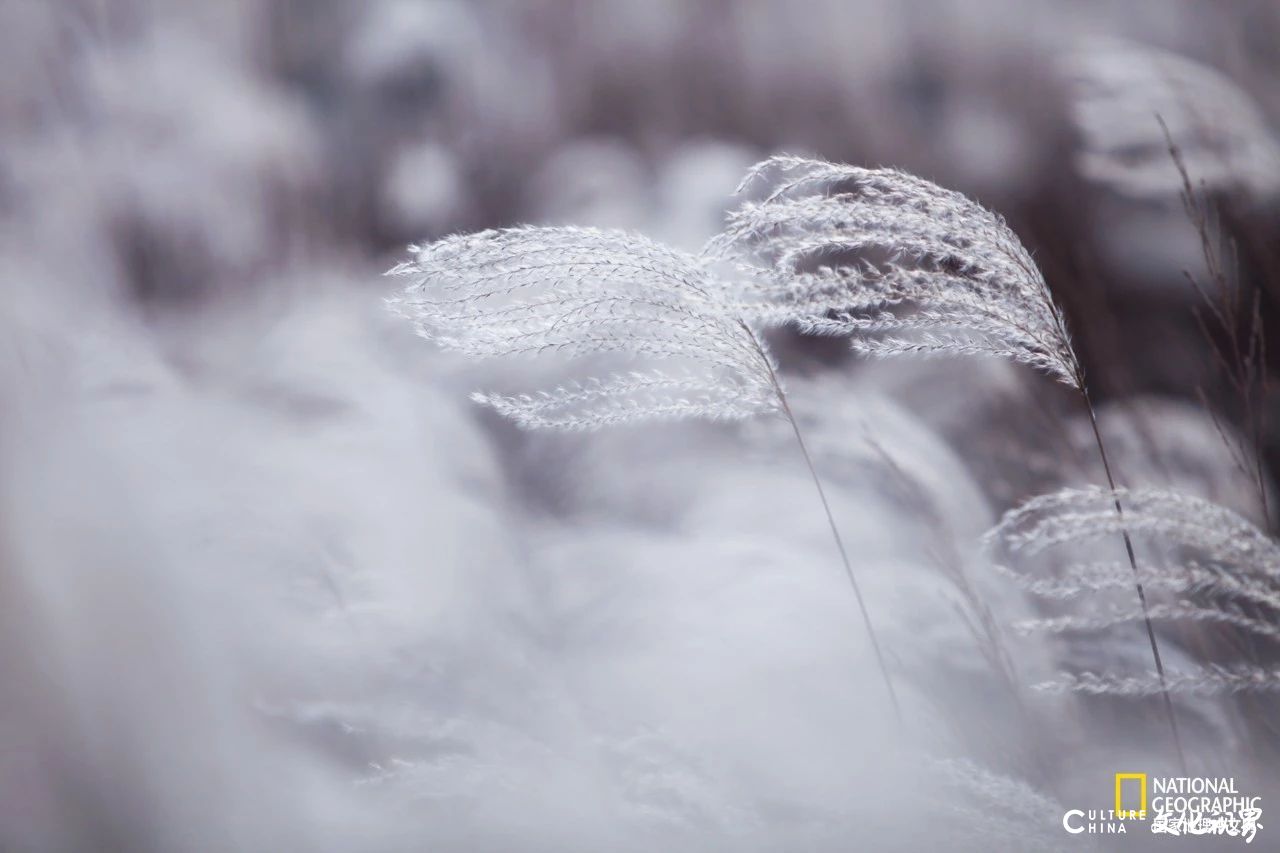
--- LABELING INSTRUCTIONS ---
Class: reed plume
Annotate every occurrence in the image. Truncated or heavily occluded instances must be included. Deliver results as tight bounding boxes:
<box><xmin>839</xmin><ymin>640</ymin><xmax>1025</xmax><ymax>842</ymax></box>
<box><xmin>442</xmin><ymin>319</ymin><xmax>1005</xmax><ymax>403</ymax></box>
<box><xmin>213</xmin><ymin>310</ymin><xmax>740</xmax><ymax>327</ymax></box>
<box><xmin>990</xmin><ymin>485</ymin><xmax>1280</xmax><ymax>698</ymax></box>
<box><xmin>714</xmin><ymin>154</ymin><xmax>1186</xmax><ymax>767</ymax></box>
<box><xmin>389</xmin><ymin>222</ymin><xmax>902</xmax><ymax>718</ymax></box>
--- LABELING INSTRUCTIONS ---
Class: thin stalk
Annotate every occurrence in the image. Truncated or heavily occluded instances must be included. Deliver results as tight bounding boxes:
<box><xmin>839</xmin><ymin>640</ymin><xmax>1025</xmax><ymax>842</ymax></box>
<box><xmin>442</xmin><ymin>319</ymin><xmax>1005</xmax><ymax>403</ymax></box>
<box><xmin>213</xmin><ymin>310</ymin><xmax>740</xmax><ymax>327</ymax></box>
<box><xmin>1081</xmin><ymin>384</ymin><xmax>1188</xmax><ymax>772</ymax></box>
<box><xmin>743</xmin><ymin>323</ymin><xmax>903</xmax><ymax>721</ymax></box>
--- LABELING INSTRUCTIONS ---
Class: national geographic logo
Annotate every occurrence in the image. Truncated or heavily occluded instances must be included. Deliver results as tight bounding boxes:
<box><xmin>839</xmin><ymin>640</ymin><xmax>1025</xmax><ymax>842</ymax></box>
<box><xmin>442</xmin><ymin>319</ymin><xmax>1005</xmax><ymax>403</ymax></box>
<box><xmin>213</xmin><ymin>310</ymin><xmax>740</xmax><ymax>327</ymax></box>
<box><xmin>1063</xmin><ymin>771</ymin><xmax>1263</xmax><ymax>843</ymax></box>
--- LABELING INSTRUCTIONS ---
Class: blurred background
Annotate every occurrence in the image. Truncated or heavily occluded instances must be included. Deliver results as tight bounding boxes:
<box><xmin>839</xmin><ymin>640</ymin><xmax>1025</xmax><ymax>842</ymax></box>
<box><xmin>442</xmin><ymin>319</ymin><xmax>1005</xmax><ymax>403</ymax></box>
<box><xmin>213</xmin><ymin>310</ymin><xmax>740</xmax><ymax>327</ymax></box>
<box><xmin>3</xmin><ymin>1</ymin><xmax>1279</xmax><ymax>850</ymax></box>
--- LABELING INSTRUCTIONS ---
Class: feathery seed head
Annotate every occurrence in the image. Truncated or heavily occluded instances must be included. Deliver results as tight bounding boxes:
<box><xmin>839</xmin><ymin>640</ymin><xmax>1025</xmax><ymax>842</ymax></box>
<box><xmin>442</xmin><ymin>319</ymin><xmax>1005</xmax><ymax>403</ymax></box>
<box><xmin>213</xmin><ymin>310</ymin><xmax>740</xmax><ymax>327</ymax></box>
<box><xmin>388</xmin><ymin>225</ymin><xmax>781</xmax><ymax>430</ymax></box>
<box><xmin>989</xmin><ymin>485</ymin><xmax>1280</xmax><ymax>695</ymax></box>
<box><xmin>711</xmin><ymin>156</ymin><xmax>1083</xmax><ymax>389</ymax></box>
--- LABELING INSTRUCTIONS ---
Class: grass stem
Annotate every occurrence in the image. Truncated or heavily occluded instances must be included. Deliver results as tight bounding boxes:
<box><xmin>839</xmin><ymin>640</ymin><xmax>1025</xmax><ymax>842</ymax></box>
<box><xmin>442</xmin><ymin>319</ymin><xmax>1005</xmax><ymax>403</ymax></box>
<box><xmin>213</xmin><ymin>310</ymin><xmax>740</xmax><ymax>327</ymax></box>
<box><xmin>1081</xmin><ymin>385</ymin><xmax>1187</xmax><ymax>772</ymax></box>
<box><xmin>744</xmin><ymin>323</ymin><xmax>903</xmax><ymax>722</ymax></box>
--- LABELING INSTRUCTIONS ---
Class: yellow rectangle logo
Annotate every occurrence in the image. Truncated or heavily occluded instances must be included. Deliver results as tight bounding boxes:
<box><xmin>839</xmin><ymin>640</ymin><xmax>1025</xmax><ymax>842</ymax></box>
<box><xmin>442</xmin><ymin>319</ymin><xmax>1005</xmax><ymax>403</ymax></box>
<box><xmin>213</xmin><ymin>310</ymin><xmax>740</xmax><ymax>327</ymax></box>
<box><xmin>1115</xmin><ymin>773</ymin><xmax>1147</xmax><ymax>818</ymax></box>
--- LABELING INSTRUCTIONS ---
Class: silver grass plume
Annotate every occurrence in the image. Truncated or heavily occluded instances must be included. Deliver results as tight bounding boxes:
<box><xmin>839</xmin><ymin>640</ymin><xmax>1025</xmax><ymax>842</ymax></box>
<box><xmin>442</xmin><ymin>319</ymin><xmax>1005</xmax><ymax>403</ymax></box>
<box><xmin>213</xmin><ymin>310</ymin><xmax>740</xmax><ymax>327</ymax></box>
<box><xmin>1063</xmin><ymin>38</ymin><xmax>1280</xmax><ymax>199</ymax></box>
<box><xmin>388</xmin><ymin>223</ymin><xmax>902</xmax><ymax>718</ymax></box>
<box><xmin>989</xmin><ymin>486</ymin><xmax>1275</xmax><ymax>564</ymax></box>
<box><xmin>707</xmin><ymin>155</ymin><xmax>1081</xmax><ymax>388</ymax></box>
<box><xmin>713</xmin><ymin>155</ymin><xmax>1184</xmax><ymax>766</ymax></box>
<box><xmin>388</xmin><ymin>226</ymin><xmax>778</xmax><ymax>430</ymax></box>
<box><xmin>989</xmin><ymin>486</ymin><xmax>1280</xmax><ymax>695</ymax></box>
<box><xmin>1044</xmin><ymin>666</ymin><xmax>1280</xmax><ymax>697</ymax></box>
